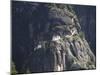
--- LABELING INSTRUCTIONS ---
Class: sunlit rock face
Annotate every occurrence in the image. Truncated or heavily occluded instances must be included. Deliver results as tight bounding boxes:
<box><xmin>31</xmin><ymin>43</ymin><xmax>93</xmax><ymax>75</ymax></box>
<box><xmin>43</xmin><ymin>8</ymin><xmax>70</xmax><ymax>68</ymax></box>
<box><xmin>12</xmin><ymin>1</ymin><xmax>96</xmax><ymax>74</ymax></box>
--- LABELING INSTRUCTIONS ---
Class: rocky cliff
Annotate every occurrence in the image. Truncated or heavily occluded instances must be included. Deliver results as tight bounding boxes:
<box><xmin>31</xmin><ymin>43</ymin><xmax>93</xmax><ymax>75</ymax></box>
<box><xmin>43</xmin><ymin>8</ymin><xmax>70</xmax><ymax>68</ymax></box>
<box><xmin>12</xmin><ymin>1</ymin><xmax>96</xmax><ymax>74</ymax></box>
<box><xmin>73</xmin><ymin>6</ymin><xmax>96</xmax><ymax>55</ymax></box>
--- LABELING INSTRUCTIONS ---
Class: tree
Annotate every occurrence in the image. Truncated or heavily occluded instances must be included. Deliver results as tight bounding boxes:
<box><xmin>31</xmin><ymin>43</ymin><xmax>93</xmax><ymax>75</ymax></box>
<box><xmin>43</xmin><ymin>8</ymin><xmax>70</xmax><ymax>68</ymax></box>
<box><xmin>11</xmin><ymin>61</ymin><xmax>17</xmax><ymax>75</ymax></box>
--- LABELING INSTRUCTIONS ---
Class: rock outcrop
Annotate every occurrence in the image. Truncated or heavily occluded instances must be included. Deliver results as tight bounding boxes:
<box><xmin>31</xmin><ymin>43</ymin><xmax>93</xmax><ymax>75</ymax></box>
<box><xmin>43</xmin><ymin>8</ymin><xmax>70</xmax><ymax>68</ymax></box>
<box><xmin>73</xmin><ymin>6</ymin><xmax>96</xmax><ymax>55</ymax></box>
<box><xmin>12</xmin><ymin>1</ymin><xmax>96</xmax><ymax>74</ymax></box>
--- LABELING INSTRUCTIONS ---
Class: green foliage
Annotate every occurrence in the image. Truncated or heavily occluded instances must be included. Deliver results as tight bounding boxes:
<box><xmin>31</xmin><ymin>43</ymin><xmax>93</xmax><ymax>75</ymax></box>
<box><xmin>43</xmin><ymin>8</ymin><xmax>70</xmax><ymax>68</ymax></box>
<box><xmin>66</xmin><ymin>5</ymin><xmax>76</xmax><ymax>14</ymax></box>
<box><xmin>11</xmin><ymin>61</ymin><xmax>17</xmax><ymax>75</ymax></box>
<box><xmin>73</xmin><ymin>35</ymin><xmax>79</xmax><ymax>40</ymax></box>
<box><xmin>46</xmin><ymin>3</ymin><xmax>57</xmax><ymax>9</ymax></box>
<box><xmin>56</xmin><ymin>4</ymin><xmax>67</xmax><ymax>9</ymax></box>
<box><xmin>72</xmin><ymin>31</ymin><xmax>85</xmax><ymax>40</ymax></box>
<box><xmin>47</xmin><ymin>3</ymin><xmax>75</xmax><ymax>13</ymax></box>
<box><xmin>79</xmin><ymin>31</ymin><xmax>85</xmax><ymax>39</ymax></box>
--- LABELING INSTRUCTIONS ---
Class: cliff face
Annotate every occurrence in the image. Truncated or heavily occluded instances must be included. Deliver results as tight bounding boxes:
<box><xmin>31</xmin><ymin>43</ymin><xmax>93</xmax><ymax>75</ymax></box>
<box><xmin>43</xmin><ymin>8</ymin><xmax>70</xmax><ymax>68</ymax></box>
<box><xmin>73</xmin><ymin>6</ymin><xmax>96</xmax><ymax>55</ymax></box>
<box><xmin>12</xmin><ymin>1</ymin><xmax>96</xmax><ymax>73</ymax></box>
